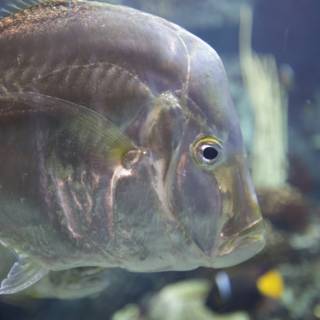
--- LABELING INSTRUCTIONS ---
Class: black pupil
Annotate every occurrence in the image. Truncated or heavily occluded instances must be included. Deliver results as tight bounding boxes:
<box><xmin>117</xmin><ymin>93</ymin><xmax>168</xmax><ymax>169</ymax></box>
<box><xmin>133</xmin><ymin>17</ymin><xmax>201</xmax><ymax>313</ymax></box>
<box><xmin>203</xmin><ymin>146</ymin><xmax>218</xmax><ymax>160</ymax></box>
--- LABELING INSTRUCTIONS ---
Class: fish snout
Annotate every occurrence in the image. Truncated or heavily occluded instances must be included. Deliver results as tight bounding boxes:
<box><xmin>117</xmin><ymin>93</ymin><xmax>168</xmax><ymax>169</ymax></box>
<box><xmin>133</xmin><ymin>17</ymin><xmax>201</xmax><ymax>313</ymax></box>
<box><xmin>211</xmin><ymin>159</ymin><xmax>265</xmax><ymax>267</ymax></box>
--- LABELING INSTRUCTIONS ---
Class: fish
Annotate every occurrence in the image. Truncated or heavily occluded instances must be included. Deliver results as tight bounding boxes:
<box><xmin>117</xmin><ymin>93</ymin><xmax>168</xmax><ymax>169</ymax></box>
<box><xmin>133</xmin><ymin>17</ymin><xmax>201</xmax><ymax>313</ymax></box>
<box><xmin>0</xmin><ymin>0</ymin><xmax>265</xmax><ymax>295</ymax></box>
<box><xmin>205</xmin><ymin>269</ymin><xmax>284</xmax><ymax>313</ymax></box>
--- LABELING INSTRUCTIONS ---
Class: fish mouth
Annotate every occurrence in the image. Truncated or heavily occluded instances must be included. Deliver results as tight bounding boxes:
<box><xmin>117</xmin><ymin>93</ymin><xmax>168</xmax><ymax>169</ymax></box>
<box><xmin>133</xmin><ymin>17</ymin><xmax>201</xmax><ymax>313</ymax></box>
<box><xmin>211</xmin><ymin>218</ymin><xmax>266</xmax><ymax>268</ymax></box>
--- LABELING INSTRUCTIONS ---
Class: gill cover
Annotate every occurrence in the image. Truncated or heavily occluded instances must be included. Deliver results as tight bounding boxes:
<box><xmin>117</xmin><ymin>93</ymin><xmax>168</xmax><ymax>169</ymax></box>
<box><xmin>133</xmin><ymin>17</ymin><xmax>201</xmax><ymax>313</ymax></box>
<box><xmin>141</xmin><ymin>92</ymin><xmax>187</xmax><ymax>219</ymax></box>
<box><xmin>141</xmin><ymin>92</ymin><xmax>221</xmax><ymax>255</ymax></box>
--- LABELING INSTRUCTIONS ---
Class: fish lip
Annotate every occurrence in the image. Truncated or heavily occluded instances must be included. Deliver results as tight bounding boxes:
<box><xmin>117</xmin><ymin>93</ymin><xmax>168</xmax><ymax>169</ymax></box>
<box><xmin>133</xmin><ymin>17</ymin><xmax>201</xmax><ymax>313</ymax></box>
<box><xmin>210</xmin><ymin>218</ymin><xmax>266</xmax><ymax>268</ymax></box>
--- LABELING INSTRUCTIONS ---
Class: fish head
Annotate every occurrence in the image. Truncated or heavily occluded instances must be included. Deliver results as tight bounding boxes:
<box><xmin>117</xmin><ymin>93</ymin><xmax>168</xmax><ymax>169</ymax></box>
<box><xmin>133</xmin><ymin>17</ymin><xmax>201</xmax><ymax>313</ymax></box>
<box><xmin>170</xmin><ymin>128</ymin><xmax>265</xmax><ymax>268</ymax></box>
<box><xmin>141</xmin><ymin>46</ymin><xmax>265</xmax><ymax>269</ymax></box>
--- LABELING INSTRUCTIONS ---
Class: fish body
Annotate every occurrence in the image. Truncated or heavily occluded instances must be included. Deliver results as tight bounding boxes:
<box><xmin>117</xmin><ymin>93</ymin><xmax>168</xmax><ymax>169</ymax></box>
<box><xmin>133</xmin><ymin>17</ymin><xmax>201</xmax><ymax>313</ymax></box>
<box><xmin>205</xmin><ymin>269</ymin><xmax>284</xmax><ymax>313</ymax></box>
<box><xmin>0</xmin><ymin>0</ymin><xmax>264</xmax><ymax>295</ymax></box>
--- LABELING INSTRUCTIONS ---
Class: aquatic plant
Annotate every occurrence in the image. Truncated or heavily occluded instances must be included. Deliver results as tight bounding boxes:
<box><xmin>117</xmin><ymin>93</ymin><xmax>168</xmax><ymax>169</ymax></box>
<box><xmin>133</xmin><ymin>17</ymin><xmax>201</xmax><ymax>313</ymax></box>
<box><xmin>239</xmin><ymin>5</ymin><xmax>288</xmax><ymax>189</ymax></box>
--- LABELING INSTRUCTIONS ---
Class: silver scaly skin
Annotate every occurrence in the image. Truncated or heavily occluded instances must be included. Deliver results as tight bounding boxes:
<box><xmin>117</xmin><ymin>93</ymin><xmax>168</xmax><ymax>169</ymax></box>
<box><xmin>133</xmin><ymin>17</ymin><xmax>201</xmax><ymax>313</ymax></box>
<box><xmin>0</xmin><ymin>0</ymin><xmax>265</xmax><ymax>295</ymax></box>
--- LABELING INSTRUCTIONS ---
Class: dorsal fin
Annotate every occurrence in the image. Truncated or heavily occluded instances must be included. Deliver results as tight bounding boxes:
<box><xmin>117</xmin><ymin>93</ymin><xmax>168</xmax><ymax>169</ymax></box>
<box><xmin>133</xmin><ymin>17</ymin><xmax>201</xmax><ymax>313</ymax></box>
<box><xmin>0</xmin><ymin>0</ymin><xmax>52</xmax><ymax>18</ymax></box>
<box><xmin>0</xmin><ymin>0</ymin><xmax>103</xmax><ymax>18</ymax></box>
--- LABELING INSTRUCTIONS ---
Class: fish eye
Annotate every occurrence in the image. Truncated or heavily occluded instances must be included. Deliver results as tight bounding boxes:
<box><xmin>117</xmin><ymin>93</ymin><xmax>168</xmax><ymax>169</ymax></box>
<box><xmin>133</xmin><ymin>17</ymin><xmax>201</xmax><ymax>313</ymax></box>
<box><xmin>192</xmin><ymin>137</ymin><xmax>222</xmax><ymax>166</ymax></box>
<box><xmin>202</xmin><ymin>144</ymin><xmax>219</xmax><ymax>161</ymax></box>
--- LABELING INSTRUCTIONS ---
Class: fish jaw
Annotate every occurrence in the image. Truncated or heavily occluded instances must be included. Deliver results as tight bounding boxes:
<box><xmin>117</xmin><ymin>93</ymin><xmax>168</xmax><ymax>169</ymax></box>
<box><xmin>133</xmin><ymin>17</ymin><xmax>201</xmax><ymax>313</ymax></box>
<box><xmin>212</xmin><ymin>218</ymin><xmax>265</xmax><ymax>268</ymax></box>
<box><xmin>209</xmin><ymin>155</ymin><xmax>266</xmax><ymax>267</ymax></box>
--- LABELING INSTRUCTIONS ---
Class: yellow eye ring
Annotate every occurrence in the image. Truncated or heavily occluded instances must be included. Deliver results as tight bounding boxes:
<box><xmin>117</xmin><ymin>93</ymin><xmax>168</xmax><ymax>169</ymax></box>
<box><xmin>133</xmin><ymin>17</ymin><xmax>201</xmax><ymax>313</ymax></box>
<box><xmin>192</xmin><ymin>136</ymin><xmax>222</xmax><ymax>166</ymax></box>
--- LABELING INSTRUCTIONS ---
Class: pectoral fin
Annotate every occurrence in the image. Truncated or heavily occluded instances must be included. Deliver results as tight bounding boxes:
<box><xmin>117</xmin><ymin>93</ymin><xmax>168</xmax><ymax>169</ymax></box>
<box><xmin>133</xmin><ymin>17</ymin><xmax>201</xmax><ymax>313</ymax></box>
<box><xmin>29</xmin><ymin>267</ymin><xmax>112</xmax><ymax>299</ymax></box>
<box><xmin>0</xmin><ymin>92</ymin><xmax>137</xmax><ymax>165</ymax></box>
<box><xmin>0</xmin><ymin>255</ymin><xmax>48</xmax><ymax>295</ymax></box>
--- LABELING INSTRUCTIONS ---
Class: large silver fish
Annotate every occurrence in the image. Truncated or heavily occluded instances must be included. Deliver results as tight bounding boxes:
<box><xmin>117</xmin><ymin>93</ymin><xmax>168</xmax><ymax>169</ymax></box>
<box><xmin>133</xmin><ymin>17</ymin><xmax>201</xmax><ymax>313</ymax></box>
<box><xmin>0</xmin><ymin>0</ymin><xmax>265</xmax><ymax>295</ymax></box>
